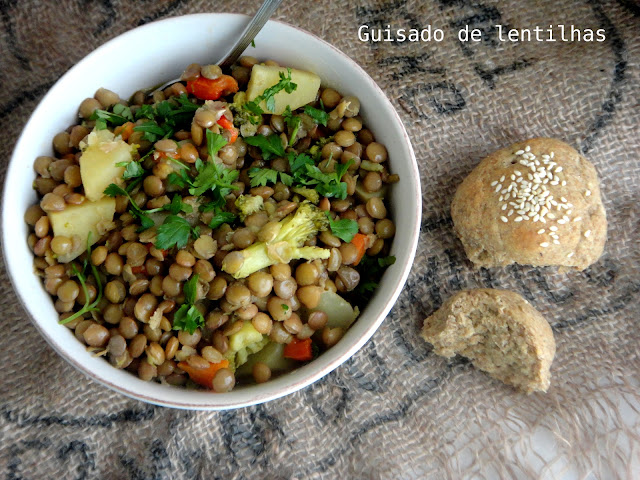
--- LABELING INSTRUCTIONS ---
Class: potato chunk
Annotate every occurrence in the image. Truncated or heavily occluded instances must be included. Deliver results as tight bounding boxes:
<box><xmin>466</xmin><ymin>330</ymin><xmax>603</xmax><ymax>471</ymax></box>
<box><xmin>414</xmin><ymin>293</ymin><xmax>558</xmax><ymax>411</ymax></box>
<box><xmin>246</xmin><ymin>65</ymin><xmax>321</xmax><ymax>115</ymax></box>
<box><xmin>49</xmin><ymin>197</ymin><xmax>116</xmax><ymax>262</ymax></box>
<box><xmin>311</xmin><ymin>291</ymin><xmax>358</xmax><ymax>329</ymax></box>
<box><xmin>80</xmin><ymin>129</ymin><xmax>133</xmax><ymax>201</ymax></box>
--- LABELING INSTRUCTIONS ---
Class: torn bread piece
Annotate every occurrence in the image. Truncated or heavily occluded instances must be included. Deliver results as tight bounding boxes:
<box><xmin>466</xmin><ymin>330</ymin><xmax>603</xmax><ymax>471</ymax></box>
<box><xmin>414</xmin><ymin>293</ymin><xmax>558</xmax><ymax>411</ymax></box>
<box><xmin>421</xmin><ymin>288</ymin><xmax>556</xmax><ymax>393</ymax></box>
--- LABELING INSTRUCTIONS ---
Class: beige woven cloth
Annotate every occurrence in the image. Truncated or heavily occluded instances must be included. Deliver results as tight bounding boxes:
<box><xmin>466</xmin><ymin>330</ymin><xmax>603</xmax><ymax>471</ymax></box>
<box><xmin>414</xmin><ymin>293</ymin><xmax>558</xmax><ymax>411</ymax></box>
<box><xmin>1</xmin><ymin>0</ymin><xmax>639</xmax><ymax>478</ymax></box>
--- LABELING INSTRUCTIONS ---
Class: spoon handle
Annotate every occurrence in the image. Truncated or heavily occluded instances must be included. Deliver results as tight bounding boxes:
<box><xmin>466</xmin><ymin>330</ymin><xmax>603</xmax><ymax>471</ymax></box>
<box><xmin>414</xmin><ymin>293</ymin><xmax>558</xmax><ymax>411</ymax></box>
<box><xmin>218</xmin><ymin>0</ymin><xmax>284</xmax><ymax>68</ymax></box>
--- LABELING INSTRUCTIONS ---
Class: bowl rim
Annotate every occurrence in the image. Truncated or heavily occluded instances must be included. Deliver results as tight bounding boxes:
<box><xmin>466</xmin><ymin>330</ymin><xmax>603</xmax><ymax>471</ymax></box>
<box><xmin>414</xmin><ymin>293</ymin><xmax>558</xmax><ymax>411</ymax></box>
<box><xmin>1</xmin><ymin>12</ymin><xmax>421</xmax><ymax>410</ymax></box>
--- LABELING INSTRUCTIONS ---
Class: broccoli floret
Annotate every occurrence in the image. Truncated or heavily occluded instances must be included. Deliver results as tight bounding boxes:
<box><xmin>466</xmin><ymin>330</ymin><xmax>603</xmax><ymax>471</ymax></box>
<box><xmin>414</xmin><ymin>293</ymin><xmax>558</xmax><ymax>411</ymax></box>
<box><xmin>229</xmin><ymin>92</ymin><xmax>261</xmax><ymax>128</ymax></box>
<box><xmin>222</xmin><ymin>201</ymin><xmax>330</xmax><ymax>279</ymax></box>
<box><xmin>224</xmin><ymin>321</ymin><xmax>269</xmax><ymax>372</ymax></box>
<box><xmin>235</xmin><ymin>194</ymin><xmax>264</xmax><ymax>220</ymax></box>
<box><xmin>292</xmin><ymin>187</ymin><xmax>319</xmax><ymax>204</ymax></box>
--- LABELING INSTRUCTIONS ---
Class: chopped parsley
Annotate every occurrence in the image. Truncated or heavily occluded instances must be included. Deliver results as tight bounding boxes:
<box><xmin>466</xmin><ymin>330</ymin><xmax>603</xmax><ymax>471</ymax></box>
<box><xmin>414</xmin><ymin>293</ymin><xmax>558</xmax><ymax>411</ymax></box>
<box><xmin>166</xmin><ymin>131</ymin><xmax>239</xmax><ymax>231</ymax></box>
<box><xmin>304</xmin><ymin>105</ymin><xmax>329</xmax><ymax>126</ymax></box>
<box><xmin>58</xmin><ymin>234</ymin><xmax>103</xmax><ymax>325</ymax></box>
<box><xmin>243</xmin><ymin>137</ymin><xmax>352</xmax><ymax>199</ymax></box>
<box><xmin>133</xmin><ymin>94</ymin><xmax>200</xmax><ymax>142</ymax></box>
<box><xmin>162</xmin><ymin>195</ymin><xmax>193</xmax><ymax>215</ymax></box>
<box><xmin>104</xmin><ymin>182</ymin><xmax>196</xmax><ymax>236</ymax></box>
<box><xmin>243</xmin><ymin>68</ymin><xmax>297</xmax><ymax>115</ymax></box>
<box><xmin>326</xmin><ymin>213</ymin><xmax>359</xmax><ymax>242</ymax></box>
<box><xmin>116</xmin><ymin>160</ymin><xmax>145</xmax><ymax>180</ymax></box>
<box><xmin>288</xmin><ymin>154</ymin><xmax>353</xmax><ymax>200</ymax></box>
<box><xmin>206</xmin><ymin>131</ymin><xmax>228</xmax><ymax>157</ymax></box>
<box><xmin>104</xmin><ymin>183</ymin><xmax>155</xmax><ymax>230</ymax></box>
<box><xmin>91</xmin><ymin>104</ymin><xmax>133</xmax><ymax>130</ymax></box>
<box><xmin>244</xmin><ymin>133</ymin><xmax>286</xmax><ymax>160</ymax></box>
<box><xmin>283</xmin><ymin>106</ymin><xmax>301</xmax><ymax>146</ymax></box>
<box><xmin>172</xmin><ymin>274</ymin><xmax>204</xmax><ymax>334</ymax></box>
<box><xmin>248</xmin><ymin>168</ymin><xmax>278</xmax><ymax>187</ymax></box>
<box><xmin>155</xmin><ymin>215</ymin><xmax>199</xmax><ymax>250</ymax></box>
<box><xmin>189</xmin><ymin>160</ymin><xmax>238</xmax><ymax>197</ymax></box>
<box><xmin>187</xmin><ymin>131</ymin><xmax>239</xmax><ymax>197</ymax></box>
<box><xmin>91</xmin><ymin>95</ymin><xmax>198</xmax><ymax>141</ymax></box>
<box><xmin>247</xmin><ymin>167</ymin><xmax>292</xmax><ymax>188</ymax></box>
<box><xmin>207</xmin><ymin>211</ymin><xmax>237</xmax><ymax>230</ymax></box>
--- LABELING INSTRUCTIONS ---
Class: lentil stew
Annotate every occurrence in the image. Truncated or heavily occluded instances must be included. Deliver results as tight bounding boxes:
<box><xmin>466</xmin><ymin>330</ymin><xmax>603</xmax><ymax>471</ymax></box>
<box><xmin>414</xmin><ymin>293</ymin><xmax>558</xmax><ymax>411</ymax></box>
<box><xmin>24</xmin><ymin>58</ymin><xmax>398</xmax><ymax>392</ymax></box>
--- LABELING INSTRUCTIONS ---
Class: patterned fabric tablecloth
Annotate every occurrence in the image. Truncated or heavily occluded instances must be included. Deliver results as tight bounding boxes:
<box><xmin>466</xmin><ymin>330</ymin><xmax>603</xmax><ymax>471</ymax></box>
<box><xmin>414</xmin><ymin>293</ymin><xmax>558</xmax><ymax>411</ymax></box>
<box><xmin>1</xmin><ymin>0</ymin><xmax>638</xmax><ymax>478</ymax></box>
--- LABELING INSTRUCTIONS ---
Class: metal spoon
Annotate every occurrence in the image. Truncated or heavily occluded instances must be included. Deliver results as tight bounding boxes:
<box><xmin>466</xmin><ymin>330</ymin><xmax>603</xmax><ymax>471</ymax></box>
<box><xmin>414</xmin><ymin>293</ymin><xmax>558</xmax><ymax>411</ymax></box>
<box><xmin>148</xmin><ymin>0</ymin><xmax>283</xmax><ymax>95</ymax></box>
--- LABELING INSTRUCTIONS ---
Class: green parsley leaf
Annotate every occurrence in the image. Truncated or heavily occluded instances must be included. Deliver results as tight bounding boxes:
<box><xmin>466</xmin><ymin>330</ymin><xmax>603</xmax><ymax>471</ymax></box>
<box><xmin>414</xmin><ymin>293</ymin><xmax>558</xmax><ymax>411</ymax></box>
<box><xmin>244</xmin><ymin>134</ymin><xmax>285</xmax><ymax>160</ymax></box>
<box><xmin>266</xmin><ymin>96</ymin><xmax>277</xmax><ymax>114</ymax></box>
<box><xmin>284</xmin><ymin>153</ymin><xmax>352</xmax><ymax>199</ymax></box>
<box><xmin>167</xmin><ymin>169</ymin><xmax>193</xmax><ymax>189</ymax></box>
<box><xmin>113</xmin><ymin>103</ymin><xmax>134</xmax><ymax>119</ymax></box>
<box><xmin>250</xmin><ymin>39</ymin><xmax>256</xmax><ymax>48</ymax></box>
<box><xmin>334</xmin><ymin>158</ymin><xmax>353</xmax><ymax>182</ymax></box>
<box><xmin>125</xmin><ymin>176</ymin><xmax>144</xmax><ymax>194</ymax></box>
<box><xmin>161</xmin><ymin>195</ymin><xmax>193</xmax><ymax>215</ymax></box>
<box><xmin>288</xmin><ymin>152</ymin><xmax>314</xmax><ymax>174</ymax></box>
<box><xmin>326</xmin><ymin>212</ymin><xmax>359</xmax><ymax>242</ymax></box>
<box><xmin>116</xmin><ymin>161</ymin><xmax>145</xmax><ymax>180</ymax></box>
<box><xmin>132</xmin><ymin>94</ymin><xmax>199</xmax><ymax>142</ymax></box>
<box><xmin>155</xmin><ymin>215</ymin><xmax>193</xmax><ymax>250</ymax></box>
<box><xmin>134</xmin><ymin>121</ymin><xmax>169</xmax><ymax>143</ymax></box>
<box><xmin>208</xmin><ymin>211</ymin><xmax>237</xmax><ymax>229</ymax></box>
<box><xmin>243</xmin><ymin>101</ymin><xmax>265</xmax><ymax>117</ymax></box>
<box><xmin>58</xmin><ymin>233</ymin><xmax>104</xmax><ymax>325</ymax></box>
<box><xmin>199</xmin><ymin>200</ymin><xmax>224</xmax><ymax>212</ymax></box>
<box><xmin>187</xmin><ymin>132</ymin><xmax>238</xmax><ymax>198</ymax></box>
<box><xmin>137</xmin><ymin>214</ymin><xmax>155</xmax><ymax>231</ymax></box>
<box><xmin>90</xmin><ymin>106</ymin><xmax>133</xmax><ymax>128</ymax></box>
<box><xmin>282</xmin><ymin>303</ymin><xmax>290</xmax><ymax>312</ymax></box>
<box><xmin>304</xmin><ymin>105</ymin><xmax>329</xmax><ymax>126</ymax></box>
<box><xmin>172</xmin><ymin>304</ymin><xmax>204</xmax><ymax>335</ymax></box>
<box><xmin>377</xmin><ymin>256</ymin><xmax>396</xmax><ymax>268</ymax></box>
<box><xmin>206</xmin><ymin>130</ymin><xmax>228</xmax><ymax>158</ymax></box>
<box><xmin>189</xmin><ymin>161</ymin><xmax>238</xmax><ymax>197</ymax></box>
<box><xmin>103</xmin><ymin>183</ymin><xmax>127</xmax><ymax>198</ymax></box>
<box><xmin>279</xmin><ymin>172</ymin><xmax>293</xmax><ymax>186</ymax></box>
<box><xmin>248</xmin><ymin>168</ymin><xmax>279</xmax><ymax>187</ymax></box>
<box><xmin>104</xmin><ymin>182</ymin><xmax>155</xmax><ymax>231</ymax></box>
<box><xmin>172</xmin><ymin>274</ymin><xmax>205</xmax><ymax>334</ymax></box>
<box><xmin>304</xmin><ymin>164</ymin><xmax>334</xmax><ymax>185</ymax></box>
<box><xmin>316</xmin><ymin>181</ymin><xmax>347</xmax><ymax>200</ymax></box>
<box><xmin>183</xmin><ymin>274</ymin><xmax>199</xmax><ymax>305</ymax></box>
<box><xmin>243</xmin><ymin>68</ymin><xmax>297</xmax><ymax>115</ymax></box>
<box><xmin>282</xmin><ymin>106</ymin><xmax>302</xmax><ymax>146</ymax></box>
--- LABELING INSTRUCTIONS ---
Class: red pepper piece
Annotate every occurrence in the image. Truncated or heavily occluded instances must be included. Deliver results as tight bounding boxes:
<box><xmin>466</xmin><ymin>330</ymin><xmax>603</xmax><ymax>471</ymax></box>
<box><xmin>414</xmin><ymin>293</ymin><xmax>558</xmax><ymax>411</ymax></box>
<box><xmin>186</xmin><ymin>75</ymin><xmax>239</xmax><ymax>101</ymax></box>
<box><xmin>217</xmin><ymin>116</ymin><xmax>238</xmax><ymax>143</ymax></box>
<box><xmin>283</xmin><ymin>338</ymin><xmax>313</xmax><ymax>361</ymax></box>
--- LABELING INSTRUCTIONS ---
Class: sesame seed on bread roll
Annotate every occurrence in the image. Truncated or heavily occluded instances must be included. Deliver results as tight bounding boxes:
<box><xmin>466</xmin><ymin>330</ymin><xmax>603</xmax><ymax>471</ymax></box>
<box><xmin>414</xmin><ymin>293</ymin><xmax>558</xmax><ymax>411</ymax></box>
<box><xmin>451</xmin><ymin>138</ymin><xmax>607</xmax><ymax>270</ymax></box>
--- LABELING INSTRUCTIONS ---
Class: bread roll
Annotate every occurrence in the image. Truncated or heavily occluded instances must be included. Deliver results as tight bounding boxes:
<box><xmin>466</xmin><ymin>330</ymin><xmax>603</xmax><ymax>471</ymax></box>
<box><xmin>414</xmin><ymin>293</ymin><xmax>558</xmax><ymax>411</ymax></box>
<box><xmin>451</xmin><ymin>138</ymin><xmax>606</xmax><ymax>270</ymax></box>
<box><xmin>421</xmin><ymin>289</ymin><xmax>556</xmax><ymax>393</ymax></box>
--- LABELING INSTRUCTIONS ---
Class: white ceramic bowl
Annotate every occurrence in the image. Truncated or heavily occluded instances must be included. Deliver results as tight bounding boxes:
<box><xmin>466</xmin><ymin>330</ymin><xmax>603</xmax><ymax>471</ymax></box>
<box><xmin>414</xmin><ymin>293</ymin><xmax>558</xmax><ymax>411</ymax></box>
<box><xmin>2</xmin><ymin>13</ymin><xmax>421</xmax><ymax>409</ymax></box>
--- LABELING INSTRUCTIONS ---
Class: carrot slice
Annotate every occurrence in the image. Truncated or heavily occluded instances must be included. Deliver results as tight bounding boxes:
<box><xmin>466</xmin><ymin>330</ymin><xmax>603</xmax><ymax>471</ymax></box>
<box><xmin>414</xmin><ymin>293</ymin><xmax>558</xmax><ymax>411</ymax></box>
<box><xmin>351</xmin><ymin>233</ymin><xmax>368</xmax><ymax>266</ymax></box>
<box><xmin>283</xmin><ymin>338</ymin><xmax>313</xmax><ymax>362</ymax></box>
<box><xmin>114</xmin><ymin>121</ymin><xmax>134</xmax><ymax>141</ymax></box>
<box><xmin>186</xmin><ymin>75</ymin><xmax>239</xmax><ymax>101</ymax></box>
<box><xmin>178</xmin><ymin>359</ymin><xmax>229</xmax><ymax>389</ymax></box>
<box><xmin>217</xmin><ymin>116</ymin><xmax>238</xmax><ymax>143</ymax></box>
